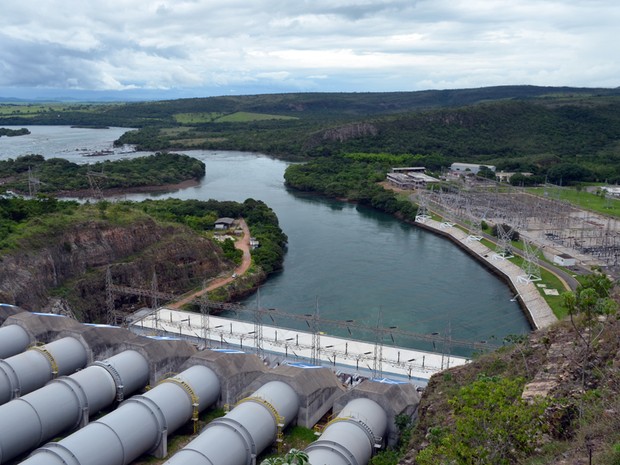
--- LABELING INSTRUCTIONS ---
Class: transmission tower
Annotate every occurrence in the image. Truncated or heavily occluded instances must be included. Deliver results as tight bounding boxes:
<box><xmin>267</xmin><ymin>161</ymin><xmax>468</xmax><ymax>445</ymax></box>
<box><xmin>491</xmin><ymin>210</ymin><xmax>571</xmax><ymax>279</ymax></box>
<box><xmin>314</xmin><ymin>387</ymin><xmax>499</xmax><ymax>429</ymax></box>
<box><xmin>28</xmin><ymin>167</ymin><xmax>41</xmax><ymax>197</ymax></box>
<box><xmin>86</xmin><ymin>169</ymin><xmax>108</xmax><ymax>201</ymax></box>
<box><xmin>150</xmin><ymin>272</ymin><xmax>160</xmax><ymax>329</ymax></box>
<box><xmin>517</xmin><ymin>239</ymin><xmax>542</xmax><ymax>283</ymax></box>
<box><xmin>253</xmin><ymin>289</ymin><xmax>264</xmax><ymax>360</ymax></box>
<box><xmin>373</xmin><ymin>310</ymin><xmax>384</xmax><ymax>378</ymax></box>
<box><xmin>310</xmin><ymin>298</ymin><xmax>320</xmax><ymax>366</ymax></box>
<box><xmin>415</xmin><ymin>191</ymin><xmax>431</xmax><ymax>223</ymax></box>
<box><xmin>492</xmin><ymin>223</ymin><xmax>515</xmax><ymax>260</ymax></box>
<box><xmin>465</xmin><ymin>199</ymin><xmax>484</xmax><ymax>242</ymax></box>
<box><xmin>200</xmin><ymin>282</ymin><xmax>210</xmax><ymax>350</ymax></box>
<box><xmin>105</xmin><ymin>266</ymin><xmax>115</xmax><ymax>325</ymax></box>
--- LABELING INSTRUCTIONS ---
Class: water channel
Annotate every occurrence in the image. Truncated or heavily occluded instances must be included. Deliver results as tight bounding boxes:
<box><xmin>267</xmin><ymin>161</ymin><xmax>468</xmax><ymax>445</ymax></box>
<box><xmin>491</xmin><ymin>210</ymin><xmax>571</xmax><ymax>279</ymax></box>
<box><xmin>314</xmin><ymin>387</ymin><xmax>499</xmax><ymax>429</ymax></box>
<box><xmin>0</xmin><ymin>126</ymin><xmax>530</xmax><ymax>355</ymax></box>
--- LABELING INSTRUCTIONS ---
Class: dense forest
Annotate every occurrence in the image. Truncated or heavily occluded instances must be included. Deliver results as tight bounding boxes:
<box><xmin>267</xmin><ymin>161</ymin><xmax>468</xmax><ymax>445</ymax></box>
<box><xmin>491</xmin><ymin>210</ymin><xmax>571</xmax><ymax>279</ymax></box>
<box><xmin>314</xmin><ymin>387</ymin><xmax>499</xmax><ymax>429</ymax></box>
<box><xmin>0</xmin><ymin>152</ymin><xmax>205</xmax><ymax>194</ymax></box>
<box><xmin>284</xmin><ymin>153</ymin><xmax>418</xmax><ymax>220</ymax></box>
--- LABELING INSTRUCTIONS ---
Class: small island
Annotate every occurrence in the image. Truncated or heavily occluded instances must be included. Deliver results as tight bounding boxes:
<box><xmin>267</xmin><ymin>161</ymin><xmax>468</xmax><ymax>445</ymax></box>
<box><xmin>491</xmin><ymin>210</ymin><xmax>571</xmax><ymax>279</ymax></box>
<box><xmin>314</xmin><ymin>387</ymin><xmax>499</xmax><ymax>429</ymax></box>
<box><xmin>0</xmin><ymin>152</ymin><xmax>205</xmax><ymax>196</ymax></box>
<box><xmin>0</xmin><ymin>127</ymin><xmax>30</xmax><ymax>137</ymax></box>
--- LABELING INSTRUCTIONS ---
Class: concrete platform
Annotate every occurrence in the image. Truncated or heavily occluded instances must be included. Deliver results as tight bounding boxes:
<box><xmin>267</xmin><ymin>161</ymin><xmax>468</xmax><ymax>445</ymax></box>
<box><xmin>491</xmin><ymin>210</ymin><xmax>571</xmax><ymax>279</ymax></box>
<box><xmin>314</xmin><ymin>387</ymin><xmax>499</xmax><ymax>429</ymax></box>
<box><xmin>132</xmin><ymin>307</ymin><xmax>469</xmax><ymax>384</ymax></box>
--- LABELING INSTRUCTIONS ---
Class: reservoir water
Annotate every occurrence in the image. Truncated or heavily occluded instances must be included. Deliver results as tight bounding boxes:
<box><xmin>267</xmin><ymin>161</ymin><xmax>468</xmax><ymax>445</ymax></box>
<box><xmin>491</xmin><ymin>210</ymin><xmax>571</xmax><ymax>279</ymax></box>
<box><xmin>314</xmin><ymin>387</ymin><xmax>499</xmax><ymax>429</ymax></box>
<box><xmin>0</xmin><ymin>126</ymin><xmax>530</xmax><ymax>354</ymax></box>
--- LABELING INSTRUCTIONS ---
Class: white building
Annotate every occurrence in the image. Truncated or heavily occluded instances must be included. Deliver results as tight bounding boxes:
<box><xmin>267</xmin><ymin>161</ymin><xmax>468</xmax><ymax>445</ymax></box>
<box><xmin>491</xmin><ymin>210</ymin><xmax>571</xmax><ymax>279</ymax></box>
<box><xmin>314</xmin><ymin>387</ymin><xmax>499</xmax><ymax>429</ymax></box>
<box><xmin>450</xmin><ymin>162</ymin><xmax>496</xmax><ymax>175</ymax></box>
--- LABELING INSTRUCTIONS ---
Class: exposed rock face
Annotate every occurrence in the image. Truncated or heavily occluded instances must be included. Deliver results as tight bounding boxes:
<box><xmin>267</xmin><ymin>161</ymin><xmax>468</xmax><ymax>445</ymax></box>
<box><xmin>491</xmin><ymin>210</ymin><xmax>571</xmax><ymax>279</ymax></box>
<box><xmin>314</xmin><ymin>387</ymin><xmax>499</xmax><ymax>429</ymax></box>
<box><xmin>0</xmin><ymin>218</ymin><xmax>231</xmax><ymax>322</ymax></box>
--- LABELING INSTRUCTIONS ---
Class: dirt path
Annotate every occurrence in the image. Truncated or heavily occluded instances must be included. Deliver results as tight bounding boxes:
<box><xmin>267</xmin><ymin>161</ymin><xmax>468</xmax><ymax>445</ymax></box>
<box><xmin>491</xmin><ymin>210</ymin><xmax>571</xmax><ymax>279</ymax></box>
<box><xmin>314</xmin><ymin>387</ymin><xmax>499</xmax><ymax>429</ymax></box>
<box><xmin>168</xmin><ymin>218</ymin><xmax>251</xmax><ymax>309</ymax></box>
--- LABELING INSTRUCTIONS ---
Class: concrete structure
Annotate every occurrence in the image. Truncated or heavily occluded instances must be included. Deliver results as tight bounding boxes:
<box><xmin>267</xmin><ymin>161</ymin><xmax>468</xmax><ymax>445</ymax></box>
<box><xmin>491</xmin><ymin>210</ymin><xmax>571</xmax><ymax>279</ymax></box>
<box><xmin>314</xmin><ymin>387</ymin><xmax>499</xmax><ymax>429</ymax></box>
<box><xmin>2</xmin><ymin>309</ymin><xmax>421</xmax><ymax>465</ymax></box>
<box><xmin>21</xmin><ymin>365</ymin><xmax>220</xmax><ymax>465</ymax></box>
<box><xmin>554</xmin><ymin>253</ymin><xmax>576</xmax><ymax>267</ymax></box>
<box><xmin>243</xmin><ymin>363</ymin><xmax>345</xmax><ymax>428</ymax></box>
<box><xmin>450</xmin><ymin>162</ymin><xmax>496</xmax><ymax>175</ymax></box>
<box><xmin>164</xmin><ymin>380</ymin><xmax>300</xmax><ymax>465</ymax></box>
<box><xmin>306</xmin><ymin>397</ymin><xmax>387</xmax><ymax>465</ymax></box>
<box><xmin>0</xmin><ymin>336</ymin><xmax>88</xmax><ymax>405</ymax></box>
<box><xmin>214</xmin><ymin>217</ymin><xmax>235</xmax><ymax>229</ymax></box>
<box><xmin>134</xmin><ymin>307</ymin><xmax>469</xmax><ymax>383</ymax></box>
<box><xmin>179</xmin><ymin>349</ymin><xmax>267</xmax><ymax>407</ymax></box>
<box><xmin>0</xmin><ymin>324</ymin><xmax>30</xmax><ymax>359</ymax></box>
<box><xmin>332</xmin><ymin>378</ymin><xmax>420</xmax><ymax>446</ymax></box>
<box><xmin>387</xmin><ymin>171</ymin><xmax>439</xmax><ymax>190</ymax></box>
<box><xmin>0</xmin><ymin>350</ymin><xmax>149</xmax><ymax>464</ymax></box>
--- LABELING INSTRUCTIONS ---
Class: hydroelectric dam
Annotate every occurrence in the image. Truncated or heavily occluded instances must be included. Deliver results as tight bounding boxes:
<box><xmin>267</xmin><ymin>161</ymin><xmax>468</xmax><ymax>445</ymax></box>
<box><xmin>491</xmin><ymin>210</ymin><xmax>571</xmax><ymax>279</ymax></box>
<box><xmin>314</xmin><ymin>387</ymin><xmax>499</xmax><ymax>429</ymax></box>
<box><xmin>0</xmin><ymin>302</ymin><xmax>454</xmax><ymax>465</ymax></box>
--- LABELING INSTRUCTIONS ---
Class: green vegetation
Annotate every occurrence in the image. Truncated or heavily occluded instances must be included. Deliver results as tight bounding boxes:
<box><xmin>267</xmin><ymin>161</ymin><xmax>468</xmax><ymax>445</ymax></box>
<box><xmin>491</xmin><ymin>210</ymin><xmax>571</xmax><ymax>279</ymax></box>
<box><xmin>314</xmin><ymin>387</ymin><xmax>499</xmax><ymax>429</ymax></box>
<box><xmin>3</xmin><ymin>86</ymin><xmax>620</xmax><ymax>183</ymax></box>
<box><xmin>284</xmin><ymin>155</ymin><xmax>418</xmax><ymax>220</ymax></box>
<box><xmin>0</xmin><ymin>127</ymin><xmax>29</xmax><ymax>137</ymax></box>
<box><xmin>0</xmin><ymin>195</ymin><xmax>80</xmax><ymax>250</ymax></box>
<box><xmin>416</xmin><ymin>375</ymin><xmax>547</xmax><ymax>465</ymax></box>
<box><xmin>409</xmin><ymin>273</ymin><xmax>620</xmax><ymax>465</ymax></box>
<box><xmin>0</xmin><ymin>152</ymin><xmax>204</xmax><ymax>194</ymax></box>
<box><xmin>528</xmin><ymin>185</ymin><xmax>620</xmax><ymax>218</ymax></box>
<box><xmin>138</xmin><ymin>197</ymin><xmax>288</xmax><ymax>274</ymax></box>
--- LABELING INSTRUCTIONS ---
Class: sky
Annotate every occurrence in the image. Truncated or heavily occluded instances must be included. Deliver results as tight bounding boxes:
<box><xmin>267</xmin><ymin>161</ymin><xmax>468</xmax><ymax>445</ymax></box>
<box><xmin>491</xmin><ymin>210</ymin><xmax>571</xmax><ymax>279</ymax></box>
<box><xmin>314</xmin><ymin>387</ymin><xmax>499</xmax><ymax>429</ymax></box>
<box><xmin>1</xmin><ymin>0</ymin><xmax>618</xmax><ymax>100</ymax></box>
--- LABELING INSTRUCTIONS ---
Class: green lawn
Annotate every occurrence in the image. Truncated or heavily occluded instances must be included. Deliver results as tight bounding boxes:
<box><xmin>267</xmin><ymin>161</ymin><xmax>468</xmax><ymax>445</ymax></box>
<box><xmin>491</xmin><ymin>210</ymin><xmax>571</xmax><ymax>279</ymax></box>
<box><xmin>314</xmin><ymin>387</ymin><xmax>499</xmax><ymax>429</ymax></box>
<box><xmin>527</xmin><ymin>186</ymin><xmax>620</xmax><ymax>218</ymax></box>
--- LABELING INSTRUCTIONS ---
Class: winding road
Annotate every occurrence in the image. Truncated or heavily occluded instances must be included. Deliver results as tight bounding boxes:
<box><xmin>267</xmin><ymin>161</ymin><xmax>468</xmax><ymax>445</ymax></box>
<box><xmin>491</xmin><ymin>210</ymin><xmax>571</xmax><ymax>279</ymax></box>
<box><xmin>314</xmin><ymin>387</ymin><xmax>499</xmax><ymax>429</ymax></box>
<box><xmin>168</xmin><ymin>218</ymin><xmax>252</xmax><ymax>309</ymax></box>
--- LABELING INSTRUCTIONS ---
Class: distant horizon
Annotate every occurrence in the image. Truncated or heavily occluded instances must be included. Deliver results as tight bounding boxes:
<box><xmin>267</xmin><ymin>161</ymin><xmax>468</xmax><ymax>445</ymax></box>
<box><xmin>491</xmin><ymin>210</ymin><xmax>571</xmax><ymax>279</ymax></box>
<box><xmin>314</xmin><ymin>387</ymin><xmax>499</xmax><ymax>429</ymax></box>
<box><xmin>2</xmin><ymin>83</ymin><xmax>619</xmax><ymax>104</ymax></box>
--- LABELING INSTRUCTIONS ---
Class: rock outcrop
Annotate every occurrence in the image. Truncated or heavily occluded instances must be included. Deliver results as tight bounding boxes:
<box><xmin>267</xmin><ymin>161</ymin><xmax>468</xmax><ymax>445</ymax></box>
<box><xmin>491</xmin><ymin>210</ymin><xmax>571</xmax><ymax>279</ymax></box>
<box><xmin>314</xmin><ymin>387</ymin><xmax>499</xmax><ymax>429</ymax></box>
<box><xmin>0</xmin><ymin>217</ymin><xmax>231</xmax><ymax>322</ymax></box>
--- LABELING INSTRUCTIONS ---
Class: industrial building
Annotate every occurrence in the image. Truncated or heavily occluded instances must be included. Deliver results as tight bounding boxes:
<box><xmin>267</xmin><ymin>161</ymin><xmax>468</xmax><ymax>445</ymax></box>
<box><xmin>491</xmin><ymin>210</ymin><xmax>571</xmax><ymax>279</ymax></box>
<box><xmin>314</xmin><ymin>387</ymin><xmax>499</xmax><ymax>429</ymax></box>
<box><xmin>0</xmin><ymin>304</ymin><xmax>420</xmax><ymax>465</ymax></box>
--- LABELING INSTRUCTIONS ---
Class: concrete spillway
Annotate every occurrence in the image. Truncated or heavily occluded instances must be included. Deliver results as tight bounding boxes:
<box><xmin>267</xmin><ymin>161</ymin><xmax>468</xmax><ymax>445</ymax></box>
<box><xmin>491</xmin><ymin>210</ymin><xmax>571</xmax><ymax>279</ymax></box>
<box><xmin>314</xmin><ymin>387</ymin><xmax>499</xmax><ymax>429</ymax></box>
<box><xmin>0</xmin><ymin>325</ymin><xmax>30</xmax><ymax>359</ymax></box>
<box><xmin>306</xmin><ymin>398</ymin><xmax>388</xmax><ymax>465</ymax></box>
<box><xmin>21</xmin><ymin>365</ymin><xmax>220</xmax><ymax>465</ymax></box>
<box><xmin>0</xmin><ymin>336</ymin><xmax>87</xmax><ymax>405</ymax></box>
<box><xmin>164</xmin><ymin>380</ymin><xmax>300</xmax><ymax>465</ymax></box>
<box><xmin>0</xmin><ymin>350</ymin><xmax>148</xmax><ymax>464</ymax></box>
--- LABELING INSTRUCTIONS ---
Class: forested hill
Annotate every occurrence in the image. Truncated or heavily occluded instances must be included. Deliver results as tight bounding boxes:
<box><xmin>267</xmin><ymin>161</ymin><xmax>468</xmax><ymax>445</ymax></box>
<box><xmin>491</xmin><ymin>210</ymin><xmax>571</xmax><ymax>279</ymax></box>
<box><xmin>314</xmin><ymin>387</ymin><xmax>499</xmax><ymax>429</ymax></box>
<box><xmin>2</xmin><ymin>85</ymin><xmax>620</xmax><ymax>182</ymax></box>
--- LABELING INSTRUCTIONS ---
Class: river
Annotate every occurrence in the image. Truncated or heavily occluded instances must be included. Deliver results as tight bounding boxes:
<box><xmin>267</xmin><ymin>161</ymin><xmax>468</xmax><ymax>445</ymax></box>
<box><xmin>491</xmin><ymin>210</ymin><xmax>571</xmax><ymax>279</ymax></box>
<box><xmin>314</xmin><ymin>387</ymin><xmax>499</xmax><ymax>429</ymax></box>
<box><xmin>0</xmin><ymin>126</ymin><xmax>530</xmax><ymax>355</ymax></box>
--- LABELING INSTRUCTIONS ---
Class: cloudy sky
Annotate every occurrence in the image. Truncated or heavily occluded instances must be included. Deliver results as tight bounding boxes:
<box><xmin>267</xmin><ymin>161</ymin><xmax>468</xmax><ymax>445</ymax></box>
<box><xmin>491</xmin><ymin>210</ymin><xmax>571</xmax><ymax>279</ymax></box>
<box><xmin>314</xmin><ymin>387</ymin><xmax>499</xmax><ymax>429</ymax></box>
<box><xmin>1</xmin><ymin>0</ymin><xmax>618</xmax><ymax>100</ymax></box>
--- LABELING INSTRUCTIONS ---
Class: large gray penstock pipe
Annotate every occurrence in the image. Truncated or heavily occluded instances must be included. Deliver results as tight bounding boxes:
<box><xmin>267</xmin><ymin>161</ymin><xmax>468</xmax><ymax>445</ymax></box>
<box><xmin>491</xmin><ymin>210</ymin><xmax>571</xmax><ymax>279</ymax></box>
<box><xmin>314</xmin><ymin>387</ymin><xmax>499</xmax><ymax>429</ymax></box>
<box><xmin>0</xmin><ymin>336</ymin><xmax>87</xmax><ymax>405</ymax></box>
<box><xmin>20</xmin><ymin>365</ymin><xmax>220</xmax><ymax>465</ymax></box>
<box><xmin>305</xmin><ymin>398</ymin><xmax>388</xmax><ymax>465</ymax></box>
<box><xmin>0</xmin><ymin>349</ymin><xmax>148</xmax><ymax>464</ymax></box>
<box><xmin>0</xmin><ymin>325</ymin><xmax>30</xmax><ymax>359</ymax></box>
<box><xmin>164</xmin><ymin>380</ymin><xmax>300</xmax><ymax>465</ymax></box>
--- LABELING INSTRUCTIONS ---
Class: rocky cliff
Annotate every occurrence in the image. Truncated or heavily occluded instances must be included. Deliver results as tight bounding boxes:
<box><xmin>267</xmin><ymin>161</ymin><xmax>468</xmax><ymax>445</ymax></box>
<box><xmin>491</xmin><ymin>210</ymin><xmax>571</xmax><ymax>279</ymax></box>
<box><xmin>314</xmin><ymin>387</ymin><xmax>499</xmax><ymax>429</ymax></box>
<box><xmin>0</xmin><ymin>217</ymin><xmax>232</xmax><ymax>322</ymax></box>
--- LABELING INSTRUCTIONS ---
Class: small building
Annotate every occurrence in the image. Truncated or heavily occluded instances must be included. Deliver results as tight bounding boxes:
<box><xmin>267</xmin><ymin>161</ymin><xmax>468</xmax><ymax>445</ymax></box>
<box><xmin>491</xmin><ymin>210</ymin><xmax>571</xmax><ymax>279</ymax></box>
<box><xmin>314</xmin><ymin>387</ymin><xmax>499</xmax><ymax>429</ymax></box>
<box><xmin>496</xmin><ymin>171</ymin><xmax>533</xmax><ymax>183</ymax></box>
<box><xmin>601</xmin><ymin>186</ymin><xmax>620</xmax><ymax>198</ymax></box>
<box><xmin>249</xmin><ymin>237</ymin><xmax>260</xmax><ymax>249</ymax></box>
<box><xmin>391</xmin><ymin>167</ymin><xmax>426</xmax><ymax>174</ymax></box>
<box><xmin>450</xmin><ymin>162</ymin><xmax>496</xmax><ymax>175</ymax></box>
<box><xmin>386</xmin><ymin>171</ymin><xmax>439</xmax><ymax>190</ymax></box>
<box><xmin>554</xmin><ymin>253</ymin><xmax>576</xmax><ymax>267</ymax></box>
<box><xmin>214</xmin><ymin>217</ymin><xmax>235</xmax><ymax>230</ymax></box>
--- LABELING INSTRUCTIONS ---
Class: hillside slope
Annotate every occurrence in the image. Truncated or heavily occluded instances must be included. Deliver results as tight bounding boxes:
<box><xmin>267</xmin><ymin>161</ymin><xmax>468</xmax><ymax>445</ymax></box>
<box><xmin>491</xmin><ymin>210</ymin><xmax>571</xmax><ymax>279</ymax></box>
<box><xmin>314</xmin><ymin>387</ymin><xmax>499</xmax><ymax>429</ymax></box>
<box><xmin>403</xmin><ymin>278</ymin><xmax>620</xmax><ymax>465</ymax></box>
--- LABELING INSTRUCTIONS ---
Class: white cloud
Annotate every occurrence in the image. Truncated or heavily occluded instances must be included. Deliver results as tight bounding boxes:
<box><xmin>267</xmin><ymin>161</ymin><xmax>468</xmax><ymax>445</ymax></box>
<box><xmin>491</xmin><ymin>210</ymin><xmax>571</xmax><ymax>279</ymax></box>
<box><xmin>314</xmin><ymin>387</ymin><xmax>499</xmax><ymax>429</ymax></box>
<box><xmin>0</xmin><ymin>0</ymin><xmax>618</xmax><ymax>97</ymax></box>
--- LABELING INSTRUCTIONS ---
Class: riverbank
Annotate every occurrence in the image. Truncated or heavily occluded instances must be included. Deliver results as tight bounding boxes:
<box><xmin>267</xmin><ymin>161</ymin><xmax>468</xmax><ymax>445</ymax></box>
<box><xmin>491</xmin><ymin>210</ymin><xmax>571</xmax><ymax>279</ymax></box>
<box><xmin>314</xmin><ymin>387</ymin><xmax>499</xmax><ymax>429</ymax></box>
<box><xmin>54</xmin><ymin>179</ymin><xmax>201</xmax><ymax>199</ymax></box>
<box><xmin>414</xmin><ymin>217</ymin><xmax>557</xmax><ymax>330</ymax></box>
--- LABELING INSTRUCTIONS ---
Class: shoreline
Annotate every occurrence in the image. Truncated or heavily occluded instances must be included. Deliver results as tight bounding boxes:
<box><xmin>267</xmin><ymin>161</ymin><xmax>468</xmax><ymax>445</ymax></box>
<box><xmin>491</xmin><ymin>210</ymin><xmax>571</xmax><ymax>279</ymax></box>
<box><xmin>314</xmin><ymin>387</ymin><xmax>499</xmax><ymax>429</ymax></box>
<box><xmin>53</xmin><ymin>178</ymin><xmax>201</xmax><ymax>199</ymax></box>
<box><xmin>414</xmin><ymin>218</ymin><xmax>558</xmax><ymax>330</ymax></box>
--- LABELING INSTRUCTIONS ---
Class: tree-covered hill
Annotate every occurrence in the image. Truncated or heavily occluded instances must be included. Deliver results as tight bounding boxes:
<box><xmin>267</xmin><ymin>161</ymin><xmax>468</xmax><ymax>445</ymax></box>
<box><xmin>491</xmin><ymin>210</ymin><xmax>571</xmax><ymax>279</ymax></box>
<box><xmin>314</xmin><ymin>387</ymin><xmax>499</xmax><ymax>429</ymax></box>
<box><xmin>0</xmin><ymin>152</ymin><xmax>205</xmax><ymax>194</ymax></box>
<box><xmin>2</xmin><ymin>85</ymin><xmax>620</xmax><ymax>182</ymax></box>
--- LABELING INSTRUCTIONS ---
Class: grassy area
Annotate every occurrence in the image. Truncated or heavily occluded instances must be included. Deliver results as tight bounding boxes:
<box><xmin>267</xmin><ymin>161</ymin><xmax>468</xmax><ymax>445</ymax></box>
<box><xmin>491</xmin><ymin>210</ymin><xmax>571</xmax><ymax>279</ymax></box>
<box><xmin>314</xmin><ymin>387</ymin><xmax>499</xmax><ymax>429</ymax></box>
<box><xmin>0</xmin><ymin>103</ymin><xmax>97</xmax><ymax>116</ymax></box>
<box><xmin>527</xmin><ymin>186</ymin><xmax>620</xmax><ymax>218</ymax></box>
<box><xmin>215</xmin><ymin>111</ymin><xmax>298</xmax><ymax>123</ymax></box>
<box><xmin>173</xmin><ymin>111</ymin><xmax>298</xmax><ymax>124</ymax></box>
<box><xmin>173</xmin><ymin>112</ymin><xmax>224</xmax><ymax>123</ymax></box>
